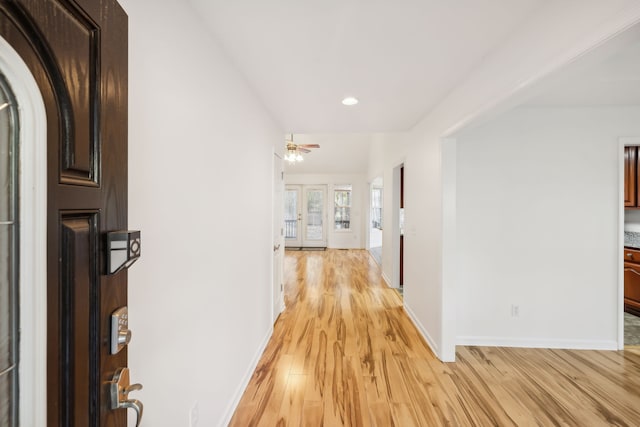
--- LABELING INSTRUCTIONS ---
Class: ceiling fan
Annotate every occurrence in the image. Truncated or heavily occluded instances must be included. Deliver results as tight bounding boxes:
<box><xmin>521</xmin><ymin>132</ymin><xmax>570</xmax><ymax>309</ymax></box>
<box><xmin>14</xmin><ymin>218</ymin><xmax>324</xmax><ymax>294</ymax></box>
<box><xmin>284</xmin><ymin>134</ymin><xmax>319</xmax><ymax>163</ymax></box>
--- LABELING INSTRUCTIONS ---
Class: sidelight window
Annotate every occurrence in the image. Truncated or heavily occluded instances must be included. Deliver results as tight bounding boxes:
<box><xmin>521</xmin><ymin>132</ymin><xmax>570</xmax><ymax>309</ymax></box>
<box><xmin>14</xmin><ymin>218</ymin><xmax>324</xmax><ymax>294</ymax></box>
<box><xmin>334</xmin><ymin>184</ymin><xmax>352</xmax><ymax>230</ymax></box>
<box><xmin>0</xmin><ymin>72</ymin><xmax>19</xmax><ymax>427</ymax></box>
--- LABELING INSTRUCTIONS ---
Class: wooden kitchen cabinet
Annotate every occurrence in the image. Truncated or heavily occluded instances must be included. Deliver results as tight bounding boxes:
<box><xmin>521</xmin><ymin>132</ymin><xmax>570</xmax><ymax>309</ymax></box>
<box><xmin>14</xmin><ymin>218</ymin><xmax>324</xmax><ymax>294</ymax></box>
<box><xmin>624</xmin><ymin>247</ymin><xmax>640</xmax><ymax>316</ymax></box>
<box><xmin>625</xmin><ymin>146</ymin><xmax>638</xmax><ymax>207</ymax></box>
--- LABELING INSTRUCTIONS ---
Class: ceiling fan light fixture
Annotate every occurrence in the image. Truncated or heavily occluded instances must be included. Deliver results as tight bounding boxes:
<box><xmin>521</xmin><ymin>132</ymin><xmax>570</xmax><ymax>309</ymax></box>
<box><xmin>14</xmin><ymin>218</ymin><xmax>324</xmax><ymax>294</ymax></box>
<box><xmin>342</xmin><ymin>96</ymin><xmax>359</xmax><ymax>106</ymax></box>
<box><xmin>284</xmin><ymin>134</ymin><xmax>318</xmax><ymax>164</ymax></box>
<box><xmin>285</xmin><ymin>149</ymin><xmax>302</xmax><ymax>163</ymax></box>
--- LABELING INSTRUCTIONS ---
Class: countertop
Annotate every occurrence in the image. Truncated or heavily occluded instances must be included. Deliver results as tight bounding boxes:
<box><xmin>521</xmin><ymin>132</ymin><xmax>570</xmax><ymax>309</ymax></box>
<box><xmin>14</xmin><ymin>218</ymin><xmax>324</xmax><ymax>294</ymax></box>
<box><xmin>625</xmin><ymin>231</ymin><xmax>640</xmax><ymax>249</ymax></box>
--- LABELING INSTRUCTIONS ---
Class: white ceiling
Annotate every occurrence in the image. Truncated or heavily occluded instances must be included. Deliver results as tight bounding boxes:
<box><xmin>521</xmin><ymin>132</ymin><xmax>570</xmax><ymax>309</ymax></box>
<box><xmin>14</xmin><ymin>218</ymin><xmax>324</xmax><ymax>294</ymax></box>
<box><xmin>523</xmin><ymin>26</ymin><xmax>640</xmax><ymax>107</ymax></box>
<box><xmin>189</xmin><ymin>0</ymin><xmax>547</xmax><ymax>133</ymax></box>
<box><xmin>283</xmin><ymin>134</ymin><xmax>371</xmax><ymax>174</ymax></box>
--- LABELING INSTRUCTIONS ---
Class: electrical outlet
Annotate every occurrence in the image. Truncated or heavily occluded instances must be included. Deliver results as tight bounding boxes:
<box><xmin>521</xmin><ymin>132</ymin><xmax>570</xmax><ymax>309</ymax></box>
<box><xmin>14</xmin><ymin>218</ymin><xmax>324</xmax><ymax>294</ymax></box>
<box><xmin>511</xmin><ymin>305</ymin><xmax>520</xmax><ymax>317</ymax></box>
<box><xmin>189</xmin><ymin>401</ymin><xmax>199</xmax><ymax>427</ymax></box>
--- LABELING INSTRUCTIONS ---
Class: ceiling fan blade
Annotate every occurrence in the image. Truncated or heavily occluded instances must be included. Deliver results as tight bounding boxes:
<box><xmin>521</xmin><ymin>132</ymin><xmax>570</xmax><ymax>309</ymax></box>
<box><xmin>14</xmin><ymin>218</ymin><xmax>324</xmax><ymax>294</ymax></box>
<box><xmin>298</xmin><ymin>144</ymin><xmax>320</xmax><ymax>148</ymax></box>
<box><xmin>298</xmin><ymin>148</ymin><xmax>311</xmax><ymax>153</ymax></box>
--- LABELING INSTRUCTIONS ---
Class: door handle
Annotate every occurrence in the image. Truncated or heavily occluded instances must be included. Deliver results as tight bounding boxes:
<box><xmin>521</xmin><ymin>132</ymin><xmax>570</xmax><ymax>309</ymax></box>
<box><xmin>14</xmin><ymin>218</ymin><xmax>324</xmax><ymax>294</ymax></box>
<box><xmin>110</xmin><ymin>367</ymin><xmax>143</xmax><ymax>426</ymax></box>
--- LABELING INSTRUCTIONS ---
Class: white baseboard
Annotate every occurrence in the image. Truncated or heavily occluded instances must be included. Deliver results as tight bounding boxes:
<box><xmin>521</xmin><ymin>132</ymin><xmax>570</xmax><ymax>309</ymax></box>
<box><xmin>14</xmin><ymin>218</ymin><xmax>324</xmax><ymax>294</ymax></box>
<box><xmin>219</xmin><ymin>326</ymin><xmax>273</xmax><ymax>427</ymax></box>
<box><xmin>381</xmin><ymin>271</ymin><xmax>392</xmax><ymax>287</ymax></box>
<box><xmin>403</xmin><ymin>302</ymin><xmax>441</xmax><ymax>358</ymax></box>
<box><xmin>456</xmin><ymin>336</ymin><xmax>617</xmax><ymax>350</ymax></box>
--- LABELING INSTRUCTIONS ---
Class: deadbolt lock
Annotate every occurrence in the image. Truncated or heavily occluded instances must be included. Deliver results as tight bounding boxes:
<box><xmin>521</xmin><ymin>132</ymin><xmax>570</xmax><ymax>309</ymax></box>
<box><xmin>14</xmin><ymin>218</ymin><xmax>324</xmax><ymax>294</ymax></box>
<box><xmin>111</xmin><ymin>306</ymin><xmax>132</xmax><ymax>355</ymax></box>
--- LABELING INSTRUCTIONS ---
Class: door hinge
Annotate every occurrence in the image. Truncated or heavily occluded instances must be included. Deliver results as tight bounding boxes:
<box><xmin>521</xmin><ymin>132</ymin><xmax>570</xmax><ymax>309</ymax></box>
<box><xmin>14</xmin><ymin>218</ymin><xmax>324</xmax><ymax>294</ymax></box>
<box><xmin>281</xmin><ymin>227</ymin><xmax>283</xmax><ymax>236</ymax></box>
<box><xmin>280</xmin><ymin>284</ymin><xmax>283</xmax><ymax>291</ymax></box>
<box><xmin>281</xmin><ymin>171</ymin><xmax>284</xmax><ymax>180</ymax></box>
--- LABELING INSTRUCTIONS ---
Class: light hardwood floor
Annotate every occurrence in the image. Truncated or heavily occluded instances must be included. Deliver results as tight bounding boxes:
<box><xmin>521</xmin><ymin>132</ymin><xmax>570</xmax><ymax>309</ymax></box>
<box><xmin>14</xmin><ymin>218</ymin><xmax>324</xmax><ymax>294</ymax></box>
<box><xmin>230</xmin><ymin>249</ymin><xmax>640</xmax><ymax>426</ymax></box>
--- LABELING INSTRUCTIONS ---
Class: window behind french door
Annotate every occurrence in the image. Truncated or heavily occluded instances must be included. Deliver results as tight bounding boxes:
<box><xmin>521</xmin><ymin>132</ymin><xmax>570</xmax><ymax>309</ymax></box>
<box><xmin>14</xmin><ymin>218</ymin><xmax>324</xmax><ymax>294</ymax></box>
<box><xmin>284</xmin><ymin>185</ymin><xmax>327</xmax><ymax>248</ymax></box>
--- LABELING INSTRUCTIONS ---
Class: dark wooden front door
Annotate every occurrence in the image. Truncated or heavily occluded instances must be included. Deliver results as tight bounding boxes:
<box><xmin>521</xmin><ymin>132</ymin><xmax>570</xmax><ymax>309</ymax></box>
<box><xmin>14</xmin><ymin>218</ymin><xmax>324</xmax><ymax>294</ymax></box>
<box><xmin>0</xmin><ymin>0</ymin><xmax>129</xmax><ymax>425</ymax></box>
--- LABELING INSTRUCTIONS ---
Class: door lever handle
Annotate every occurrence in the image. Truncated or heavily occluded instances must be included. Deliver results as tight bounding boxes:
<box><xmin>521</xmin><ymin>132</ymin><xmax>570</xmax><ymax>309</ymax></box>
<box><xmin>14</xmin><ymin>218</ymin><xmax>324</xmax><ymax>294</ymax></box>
<box><xmin>110</xmin><ymin>367</ymin><xmax>143</xmax><ymax>426</ymax></box>
<box><xmin>125</xmin><ymin>383</ymin><xmax>143</xmax><ymax>394</ymax></box>
<box><xmin>120</xmin><ymin>399</ymin><xmax>142</xmax><ymax>427</ymax></box>
<box><xmin>121</xmin><ymin>399</ymin><xmax>143</xmax><ymax>427</ymax></box>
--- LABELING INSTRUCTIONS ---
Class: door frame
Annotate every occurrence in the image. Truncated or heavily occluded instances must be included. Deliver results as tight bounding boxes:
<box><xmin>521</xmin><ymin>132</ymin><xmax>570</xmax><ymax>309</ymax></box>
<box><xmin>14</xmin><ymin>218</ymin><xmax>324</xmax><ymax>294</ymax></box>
<box><xmin>0</xmin><ymin>35</ymin><xmax>48</xmax><ymax>427</ymax></box>
<box><xmin>619</xmin><ymin>137</ymin><xmax>640</xmax><ymax>349</ymax></box>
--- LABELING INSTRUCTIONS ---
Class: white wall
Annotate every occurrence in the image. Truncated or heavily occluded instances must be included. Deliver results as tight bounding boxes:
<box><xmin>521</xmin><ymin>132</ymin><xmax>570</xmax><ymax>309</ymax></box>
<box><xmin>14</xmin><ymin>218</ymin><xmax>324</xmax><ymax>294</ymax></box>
<box><xmin>367</xmin><ymin>2</ymin><xmax>640</xmax><ymax>361</ymax></box>
<box><xmin>114</xmin><ymin>3</ymin><xmax>640</xmax><ymax>423</ymax></box>
<box><xmin>121</xmin><ymin>0</ymin><xmax>282</xmax><ymax>425</ymax></box>
<box><xmin>285</xmin><ymin>174</ymin><xmax>366</xmax><ymax>249</ymax></box>
<box><xmin>456</xmin><ymin>106</ymin><xmax>640</xmax><ymax>348</ymax></box>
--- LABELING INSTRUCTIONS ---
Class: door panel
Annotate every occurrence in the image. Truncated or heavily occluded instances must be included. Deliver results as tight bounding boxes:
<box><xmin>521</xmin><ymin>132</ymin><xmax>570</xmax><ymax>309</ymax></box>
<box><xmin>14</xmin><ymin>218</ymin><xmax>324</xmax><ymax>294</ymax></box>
<box><xmin>60</xmin><ymin>214</ymin><xmax>99</xmax><ymax>427</ymax></box>
<box><xmin>302</xmin><ymin>186</ymin><xmax>327</xmax><ymax>247</ymax></box>
<box><xmin>18</xmin><ymin>0</ymin><xmax>100</xmax><ymax>185</ymax></box>
<box><xmin>0</xmin><ymin>0</ymin><xmax>129</xmax><ymax>425</ymax></box>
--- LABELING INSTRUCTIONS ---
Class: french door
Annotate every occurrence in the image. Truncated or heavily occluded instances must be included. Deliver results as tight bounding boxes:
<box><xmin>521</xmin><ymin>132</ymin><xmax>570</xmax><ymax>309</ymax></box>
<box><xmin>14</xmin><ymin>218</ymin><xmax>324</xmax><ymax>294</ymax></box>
<box><xmin>285</xmin><ymin>185</ymin><xmax>327</xmax><ymax>248</ymax></box>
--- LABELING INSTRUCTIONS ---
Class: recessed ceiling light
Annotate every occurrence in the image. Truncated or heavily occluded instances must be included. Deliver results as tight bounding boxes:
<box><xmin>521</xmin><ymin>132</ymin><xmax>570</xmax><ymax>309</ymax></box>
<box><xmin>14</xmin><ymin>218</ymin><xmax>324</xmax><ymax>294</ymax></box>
<box><xmin>342</xmin><ymin>96</ymin><xmax>359</xmax><ymax>106</ymax></box>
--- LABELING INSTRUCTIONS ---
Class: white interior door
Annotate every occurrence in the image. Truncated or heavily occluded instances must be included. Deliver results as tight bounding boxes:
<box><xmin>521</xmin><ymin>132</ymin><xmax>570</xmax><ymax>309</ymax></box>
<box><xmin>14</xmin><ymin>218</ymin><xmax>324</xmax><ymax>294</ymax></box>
<box><xmin>284</xmin><ymin>185</ymin><xmax>302</xmax><ymax>247</ymax></box>
<box><xmin>273</xmin><ymin>154</ymin><xmax>284</xmax><ymax>321</ymax></box>
<box><xmin>302</xmin><ymin>185</ymin><xmax>327</xmax><ymax>247</ymax></box>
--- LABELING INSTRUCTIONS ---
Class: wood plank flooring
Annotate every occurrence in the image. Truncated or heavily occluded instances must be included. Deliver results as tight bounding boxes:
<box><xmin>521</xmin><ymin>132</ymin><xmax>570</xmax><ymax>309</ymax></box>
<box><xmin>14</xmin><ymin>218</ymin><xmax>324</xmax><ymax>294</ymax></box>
<box><xmin>229</xmin><ymin>249</ymin><xmax>640</xmax><ymax>426</ymax></box>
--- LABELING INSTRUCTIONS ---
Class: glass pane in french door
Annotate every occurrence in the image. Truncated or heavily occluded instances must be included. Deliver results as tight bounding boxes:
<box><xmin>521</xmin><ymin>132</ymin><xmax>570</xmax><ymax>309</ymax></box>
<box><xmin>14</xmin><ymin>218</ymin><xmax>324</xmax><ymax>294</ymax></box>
<box><xmin>284</xmin><ymin>189</ymin><xmax>298</xmax><ymax>239</ymax></box>
<box><xmin>306</xmin><ymin>189</ymin><xmax>323</xmax><ymax>241</ymax></box>
<box><xmin>0</xmin><ymin>72</ymin><xmax>18</xmax><ymax>427</ymax></box>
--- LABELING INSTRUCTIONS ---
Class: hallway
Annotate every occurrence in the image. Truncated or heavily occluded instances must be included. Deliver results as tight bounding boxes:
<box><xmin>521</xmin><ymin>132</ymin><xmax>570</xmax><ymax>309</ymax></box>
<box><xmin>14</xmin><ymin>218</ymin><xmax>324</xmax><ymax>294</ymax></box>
<box><xmin>230</xmin><ymin>250</ymin><xmax>640</xmax><ymax>426</ymax></box>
